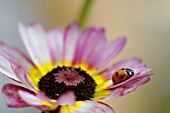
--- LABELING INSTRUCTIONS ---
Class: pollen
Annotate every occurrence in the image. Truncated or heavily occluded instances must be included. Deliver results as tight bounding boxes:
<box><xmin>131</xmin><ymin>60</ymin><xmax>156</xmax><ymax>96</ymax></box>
<box><xmin>38</xmin><ymin>66</ymin><xmax>97</xmax><ymax>101</ymax></box>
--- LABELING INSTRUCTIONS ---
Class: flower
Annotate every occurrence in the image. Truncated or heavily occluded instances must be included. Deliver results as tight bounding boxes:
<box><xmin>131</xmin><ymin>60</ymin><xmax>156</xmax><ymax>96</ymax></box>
<box><xmin>0</xmin><ymin>22</ymin><xmax>152</xmax><ymax>113</ymax></box>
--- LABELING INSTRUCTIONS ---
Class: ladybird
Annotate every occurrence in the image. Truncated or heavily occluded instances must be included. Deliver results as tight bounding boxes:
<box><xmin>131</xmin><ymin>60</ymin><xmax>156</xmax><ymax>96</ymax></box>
<box><xmin>112</xmin><ymin>68</ymin><xmax>134</xmax><ymax>85</ymax></box>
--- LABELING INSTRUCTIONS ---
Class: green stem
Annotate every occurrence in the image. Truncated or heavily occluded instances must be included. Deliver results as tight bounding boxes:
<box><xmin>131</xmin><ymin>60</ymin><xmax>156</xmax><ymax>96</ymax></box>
<box><xmin>42</xmin><ymin>111</ymin><xmax>58</xmax><ymax>113</ymax></box>
<box><xmin>77</xmin><ymin>0</ymin><xmax>94</xmax><ymax>28</ymax></box>
<box><xmin>41</xmin><ymin>111</ymin><xmax>56</xmax><ymax>113</ymax></box>
<box><xmin>41</xmin><ymin>111</ymin><xmax>50</xmax><ymax>113</ymax></box>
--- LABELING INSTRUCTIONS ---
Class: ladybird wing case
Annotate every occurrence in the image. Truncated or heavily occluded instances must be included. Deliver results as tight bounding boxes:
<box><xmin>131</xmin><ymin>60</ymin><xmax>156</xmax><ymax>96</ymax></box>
<box><xmin>112</xmin><ymin>69</ymin><xmax>128</xmax><ymax>85</ymax></box>
<box><xmin>112</xmin><ymin>68</ymin><xmax>134</xmax><ymax>85</ymax></box>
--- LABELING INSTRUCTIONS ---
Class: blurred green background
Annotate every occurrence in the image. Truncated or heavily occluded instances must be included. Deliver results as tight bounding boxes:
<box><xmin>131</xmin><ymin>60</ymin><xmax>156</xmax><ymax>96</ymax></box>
<box><xmin>0</xmin><ymin>0</ymin><xmax>169</xmax><ymax>113</ymax></box>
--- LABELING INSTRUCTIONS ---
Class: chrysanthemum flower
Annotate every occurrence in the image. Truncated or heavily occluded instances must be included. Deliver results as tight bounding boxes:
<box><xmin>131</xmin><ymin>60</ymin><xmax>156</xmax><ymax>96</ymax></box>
<box><xmin>1</xmin><ymin>22</ymin><xmax>152</xmax><ymax>113</ymax></box>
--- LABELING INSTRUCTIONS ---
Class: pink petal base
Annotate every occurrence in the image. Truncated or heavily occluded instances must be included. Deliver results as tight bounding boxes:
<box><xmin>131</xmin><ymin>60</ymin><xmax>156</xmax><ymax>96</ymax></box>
<box><xmin>56</xmin><ymin>101</ymin><xmax>115</xmax><ymax>113</ymax></box>
<box><xmin>2</xmin><ymin>84</ymin><xmax>30</xmax><ymax>108</ymax></box>
<box><xmin>2</xmin><ymin>84</ymin><xmax>56</xmax><ymax>111</ymax></box>
<box><xmin>104</xmin><ymin>76</ymin><xmax>150</xmax><ymax>100</ymax></box>
<box><xmin>18</xmin><ymin>90</ymin><xmax>57</xmax><ymax>110</ymax></box>
<box><xmin>56</xmin><ymin>91</ymin><xmax>76</xmax><ymax>106</ymax></box>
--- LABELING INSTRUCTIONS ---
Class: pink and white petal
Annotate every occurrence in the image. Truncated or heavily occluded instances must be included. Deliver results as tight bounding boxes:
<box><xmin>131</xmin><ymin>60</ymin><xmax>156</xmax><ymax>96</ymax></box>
<box><xmin>122</xmin><ymin>77</ymin><xmax>150</xmax><ymax>95</ymax></box>
<box><xmin>63</xmin><ymin>22</ymin><xmax>81</xmax><ymax>63</ymax></box>
<box><xmin>90</xmin><ymin>102</ymin><xmax>115</xmax><ymax>113</ymax></box>
<box><xmin>0</xmin><ymin>53</ymin><xmax>20</xmax><ymax>82</ymax></box>
<box><xmin>73</xmin><ymin>28</ymin><xmax>107</xmax><ymax>67</ymax></box>
<box><xmin>139</xmin><ymin>68</ymin><xmax>153</xmax><ymax>76</ymax></box>
<box><xmin>108</xmin><ymin>57</ymin><xmax>142</xmax><ymax>72</ymax></box>
<box><xmin>19</xmin><ymin>23</ymin><xmax>51</xmax><ymax>66</ymax></box>
<box><xmin>98</xmin><ymin>57</ymin><xmax>142</xmax><ymax>79</ymax></box>
<box><xmin>56</xmin><ymin>101</ymin><xmax>97</xmax><ymax>113</ymax></box>
<box><xmin>2</xmin><ymin>84</ymin><xmax>31</xmax><ymax>107</ymax></box>
<box><xmin>9</xmin><ymin>60</ymin><xmax>35</xmax><ymax>90</ymax></box>
<box><xmin>0</xmin><ymin>41</ymin><xmax>36</xmax><ymax>71</ymax></box>
<box><xmin>69</xmin><ymin>101</ymin><xmax>97</xmax><ymax>113</ymax></box>
<box><xmin>104</xmin><ymin>76</ymin><xmax>150</xmax><ymax>100</ymax></box>
<box><xmin>37</xmin><ymin>92</ymin><xmax>54</xmax><ymax>103</ymax></box>
<box><xmin>47</xmin><ymin>29</ymin><xmax>64</xmax><ymax>64</ymax></box>
<box><xmin>132</xmin><ymin>64</ymin><xmax>147</xmax><ymax>76</ymax></box>
<box><xmin>37</xmin><ymin>91</ymin><xmax>74</xmax><ymax>108</ymax></box>
<box><xmin>18</xmin><ymin>90</ymin><xmax>43</xmax><ymax>106</ymax></box>
<box><xmin>95</xmin><ymin>37</ymin><xmax>127</xmax><ymax>69</ymax></box>
<box><xmin>18</xmin><ymin>90</ymin><xmax>57</xmax><ymax>110</ymax></box>
<box><xmin>56</xmin><ymin>91</ymin><xmax>76</xmax><ymax>106</ymax></box>
<box><xmin>85</xmin><ymin>29</ymin><xmax>107</xmax><ymax>68</ymax></box>
<box><xmin>72</xmin><ymin>27</ymin><xmax>95</xmax><ymax>64</ymax></box>
<box><xmin>60</xmin><ymin>101</ymin><xmax>114</xmax><ymax>113</ymax></box>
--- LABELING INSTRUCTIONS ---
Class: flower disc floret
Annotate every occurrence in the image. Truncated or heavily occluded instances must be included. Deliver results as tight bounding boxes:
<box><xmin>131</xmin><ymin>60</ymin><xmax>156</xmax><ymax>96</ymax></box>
<box><xmin>38</xmin><ymin>66</ymin><xmax>97</xmax><ymax>101</ymax></box>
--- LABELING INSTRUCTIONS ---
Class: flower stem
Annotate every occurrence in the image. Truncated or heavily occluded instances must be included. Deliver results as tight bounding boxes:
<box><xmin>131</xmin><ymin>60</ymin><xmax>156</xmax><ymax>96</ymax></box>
<box><xmin>41</xmin><ymin>111</ymin><xmax>50</xmax><ymax>113</ymax></box>
<box><xmin>77</xmin><ymin>0</ymin><xmax>94</xmax><ymax>28</ymax></box>
<box><xmin>41</xmin><ymin>111</ymin><xmax>55</xmax><ymax>113</ymax></box>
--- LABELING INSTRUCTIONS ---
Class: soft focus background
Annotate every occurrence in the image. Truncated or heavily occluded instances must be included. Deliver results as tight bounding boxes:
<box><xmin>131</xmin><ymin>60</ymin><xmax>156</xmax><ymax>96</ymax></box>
<box><xmin>0</xmin><ymin>0</ymin><xmax>169</xmax><ymax>113</ymax></box>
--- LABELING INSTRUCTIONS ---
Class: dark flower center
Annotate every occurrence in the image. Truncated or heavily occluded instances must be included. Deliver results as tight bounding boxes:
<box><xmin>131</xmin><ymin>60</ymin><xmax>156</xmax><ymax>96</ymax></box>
<box><xmin>38</xmin><ymin>66</ymin><xmax>97</xmax><ymax>101</ymax></box>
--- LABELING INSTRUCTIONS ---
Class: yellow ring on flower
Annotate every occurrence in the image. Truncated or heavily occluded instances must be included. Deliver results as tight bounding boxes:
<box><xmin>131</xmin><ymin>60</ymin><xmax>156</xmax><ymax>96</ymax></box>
<box><xmin>28</xmin><ymin>61</ymin><xmax>112</xmax><ymax>102</ymax></box>
<box><xmin>41</xmin><ymin>100</ymin><xmax>83</xmax><ymax>112</ymax></box>
<box><xmin>60</xmin><ymin>101</ymin><xmax>83</xmax><ymax>112</ymax></box>
<box><xmin>28</xmin><ymin>61</ymin><xmax>96</xmax><ymax>89</ymax></box>
<box><xmin>41</xmin><ymin>101</ymin><xmax>58</xmax><ymax>109</ymax></box>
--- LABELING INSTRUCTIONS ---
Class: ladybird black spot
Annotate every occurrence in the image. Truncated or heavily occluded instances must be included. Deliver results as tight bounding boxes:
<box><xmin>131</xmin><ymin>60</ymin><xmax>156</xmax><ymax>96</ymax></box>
<box><xmin>120</xmin><ymin>76</ymin><xmax>124</xmax><ymax>79</ymax></box>
<box><xmin>116</xmin><ymin>72</ymin><xmax>118</xmax><ymax>76</ymax></box>
<box><xmin>112</xmin><ymin>79</ymin><xmax>116</xmax><ymax>83</ymax></box>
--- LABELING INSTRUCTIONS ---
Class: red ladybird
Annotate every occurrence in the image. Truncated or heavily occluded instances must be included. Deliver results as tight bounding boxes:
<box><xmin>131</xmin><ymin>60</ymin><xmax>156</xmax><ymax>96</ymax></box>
<box><xmin>112</xmin><ymin>68</ymin><xmax>134</xmax><ymax>85</ymax></box>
